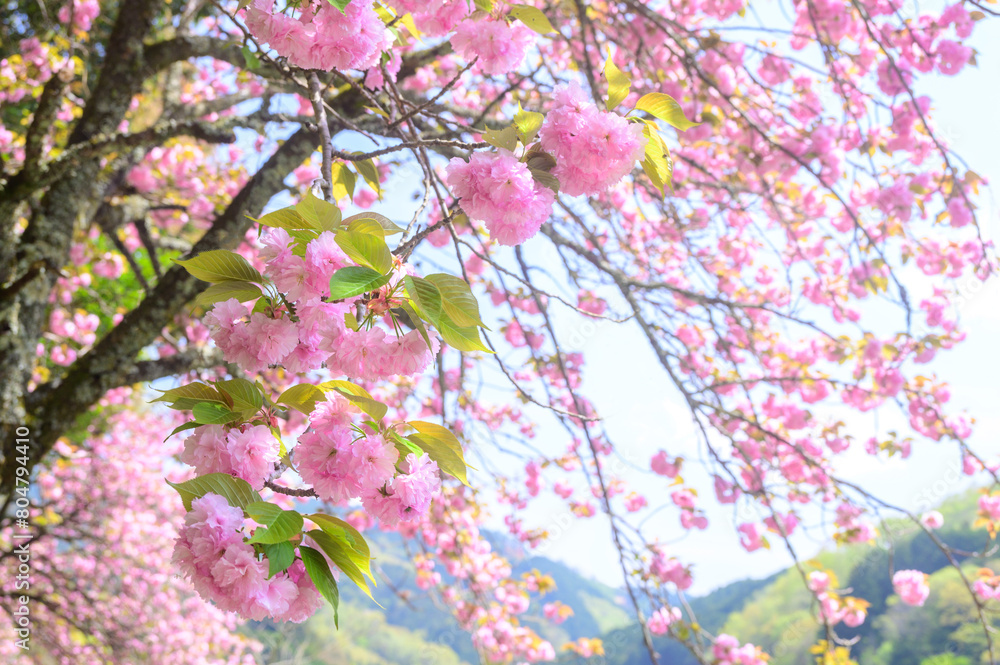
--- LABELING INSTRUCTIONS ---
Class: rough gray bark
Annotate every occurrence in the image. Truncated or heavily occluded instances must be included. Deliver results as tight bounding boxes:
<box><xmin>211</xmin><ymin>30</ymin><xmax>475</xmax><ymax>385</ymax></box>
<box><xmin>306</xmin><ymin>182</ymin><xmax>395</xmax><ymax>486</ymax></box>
<box><xmin>0</xmin><ymin>0</ymin><xmax>167</xmax><ymax>490</ymax></box>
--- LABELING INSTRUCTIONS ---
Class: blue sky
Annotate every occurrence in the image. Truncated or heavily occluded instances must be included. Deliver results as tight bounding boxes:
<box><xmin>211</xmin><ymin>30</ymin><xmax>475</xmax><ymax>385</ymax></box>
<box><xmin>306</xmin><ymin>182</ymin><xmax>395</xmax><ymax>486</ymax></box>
<box><xmin>513</xmin><ymin>11</ymin><xmax>1000</xmax><ymax>594</ymax></box>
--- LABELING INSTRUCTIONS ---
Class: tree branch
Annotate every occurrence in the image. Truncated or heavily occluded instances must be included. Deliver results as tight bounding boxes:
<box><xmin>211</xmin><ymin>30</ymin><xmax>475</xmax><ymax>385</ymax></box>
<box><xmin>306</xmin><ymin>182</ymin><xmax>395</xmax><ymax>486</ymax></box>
<box><xmin>0</xmin><ymin>127</ymin><xmax>322</xmax><ymax>497</ymax></box>
<box><xmin>144</xmin><ymin>35</ymin><xmax>246</xmax><ymax>73</ymax></box>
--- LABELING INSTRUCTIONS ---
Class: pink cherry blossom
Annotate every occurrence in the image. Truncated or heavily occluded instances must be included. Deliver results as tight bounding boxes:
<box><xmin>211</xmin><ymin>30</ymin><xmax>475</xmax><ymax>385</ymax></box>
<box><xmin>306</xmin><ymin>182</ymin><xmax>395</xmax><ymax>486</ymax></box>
<box><xmin>245</xmin><ymin>0</ymin><xmax>392</xmax><ymax>72</ymax></box>
<box><xmin>446</xmin><ymin>150</ymin><xmax>555</xmax><ymax>246</ymax></box>
<box><xmin>226</xmin><ymin>425</ymin><xmax>279</xmax><ymax>490</ymax></box>
<box><xmin>651</xmin><ymin>450</ymin><xmax>681</xmax><ymax>477</ymax></box>
<box><xmin>538</xmin><ymin>83</ymin><xmax>646</xmax><ymax>196</ymax></box>
<box><xmin>648</xmin><ymin>605</ymin><xmax>682</xmax><ymax>635</ymax></box>
<box><xmin>893</xmin><ymin>569</ymin><xmax>931</xmax><ymax>606</ymax></box>
<box><xmin>451</xmin><ymin>17</ymin><xmax>535</xmax><ymax>75</ymax></box>
<box><xmin>920</xmin><ymin>510</ymin><xmax>944</xmax><ymax>529</ymax></box>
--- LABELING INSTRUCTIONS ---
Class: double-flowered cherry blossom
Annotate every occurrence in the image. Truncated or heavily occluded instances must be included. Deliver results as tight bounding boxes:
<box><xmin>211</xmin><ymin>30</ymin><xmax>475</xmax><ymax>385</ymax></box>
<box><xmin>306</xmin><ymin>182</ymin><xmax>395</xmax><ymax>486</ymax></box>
<box><xmin>173</xmin><ymin>494</ymin><xmax>323</xmax><ymax>622</ymax></box>
<box><xmin>893</xmin><ymin>569</ymin><xmax>931</xmax><ymax>607</ymax></box>
<box><xmin>181</xmin><ymin>424</ymin><xmax>279</xmax><ymax>491</ymax></box>
<box><xmin>445</xmin><ymin>150</ymin><xmax>555</xmax><ymax>246</ymax></box>
<box><xmin>244</xmin><ymin>0</ymin><xmax>392</xmax><ymax>72</ymax></box>
<box><xmin>538</xmin><ymin>83</ymin><xmax>646</xmax><ymax>197</ymax></box>
<box><xmin>451</xmin><ymin>17</ymin><xmax>535</xmax><ymax>76</ymax></box>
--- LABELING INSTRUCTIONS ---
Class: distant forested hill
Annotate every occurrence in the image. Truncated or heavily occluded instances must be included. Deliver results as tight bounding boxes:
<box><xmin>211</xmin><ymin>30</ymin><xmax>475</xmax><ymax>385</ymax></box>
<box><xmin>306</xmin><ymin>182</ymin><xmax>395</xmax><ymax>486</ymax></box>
<box><xmin>248</xmin><ymin>490</ymin><xmax>998</xmax><ymax>665</ymax></box>
<box><xmin>562</xmin><ymin>490</ymin><xmax>998</xmax><ymax>665</ymax></box>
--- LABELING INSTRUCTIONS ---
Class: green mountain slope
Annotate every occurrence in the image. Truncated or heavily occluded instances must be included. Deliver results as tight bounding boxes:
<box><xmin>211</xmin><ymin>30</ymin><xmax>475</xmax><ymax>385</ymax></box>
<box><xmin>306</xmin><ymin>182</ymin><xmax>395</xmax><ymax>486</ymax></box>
<box><xmin>251</xmin><ymin>603</ymin><xmax>469</xmax><ymax>665</ymax></box>
<box><xmin>248</xmin><ymin>529</ymin><xmax>631</xmax><ymax>664</ymax></box>
<box><xmin>571</xmin><ymin>490</ymin><xmax>998</xmax><ymax>665</ymax></box>
<box><xmin>248</xmin><ymin>490</ymin><xmax>998</xmax><ymax>665</ymax></box>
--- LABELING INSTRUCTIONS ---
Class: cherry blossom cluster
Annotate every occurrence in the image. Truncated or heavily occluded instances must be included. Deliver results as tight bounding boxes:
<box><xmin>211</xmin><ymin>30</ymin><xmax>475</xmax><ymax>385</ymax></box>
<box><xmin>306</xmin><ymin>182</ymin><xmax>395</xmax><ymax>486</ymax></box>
<box><xmin>808</xmin><ymin>571</ymin><xmax>868</xmax><ymax>628</ymax></box>
<box><xmin>445</xmin><ymin>82</ymin><xmax>654</xmax><ymax>247</ymax></box>
<box><xmin>445</xmin><ymin>150</ymin><xmax>555</xmax><ymax>246</ymax></box>
<box><xmin>203</xmin><ymin>227</ymin><xmax>437</xmax><ymax>379</ymax></box>
<box><xmin>973</xmin><ymin>569</ymin><xmax>1000</xmax><ymax>602</ymax></box>
<box><xmin>182</xmin><ymin>424</ymin><xmax>279</xmax><ymax>491</ymax></box>
<box><xmin>892</xmin><ymin>569</ymin><xmax>931</xmax><ymax>607</ymax></box>
<box><xmin>647</xmin><ymin>605</ymin><xmax>682</xmax><ymax>635</ymax></box>
<box><xmin>385</xmin><ymin>0</ymin><xmax>468</xmax><ymax>36</ymax></box>
<box><xmin>711</xmin><ymin>634</ymin><xmax>768</xmax><ymax>665</ymax></box>
<box><xmin>173</xmin><ymin>493</ymin><xmax>323</xmax><ymax>622</ymax></box>
<box><xmin>164</xmin><ymin>197</ymin><xmax>480</xmax><ymax>624</ymax></box>
<box><xmin>297</xmin><ymin>395</ymin><xmax>441</xmax><ymax>526</ymax></box>
<box><xmin>451</xmin><ymin>16</ymin><xmax>536</xmax><ymax>76</ymax></box>
<box><xmin>244</xmin><ymin>0</ymin><xmax>392</xmax><ymax>72</ymax></box>
<box><xmin>58</xmin><ymin>0</ymin><xmax>100</xmax><ymax>31</ymax></box>
<box><xmin>400</xmin><ymin>485</ymin><xmax>559</xmax><ymax>663</ymax></box>
<box><xmin>0</xmin><ymin>407</ymin><xmax>260</xmax><ymax>664</ymax></box>
<box><xmin>538</xmin><ymin>83</ymin><xmax>646</xmax><ymax>196</ymax></box>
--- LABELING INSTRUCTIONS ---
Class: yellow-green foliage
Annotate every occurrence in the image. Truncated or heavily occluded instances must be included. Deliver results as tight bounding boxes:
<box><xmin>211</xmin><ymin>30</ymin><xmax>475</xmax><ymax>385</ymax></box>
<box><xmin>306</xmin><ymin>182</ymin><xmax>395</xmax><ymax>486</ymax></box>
<box><xmin>249</xmin><ymin>602</ymin><xmax>469</xmax><ymax>665</ymax></box>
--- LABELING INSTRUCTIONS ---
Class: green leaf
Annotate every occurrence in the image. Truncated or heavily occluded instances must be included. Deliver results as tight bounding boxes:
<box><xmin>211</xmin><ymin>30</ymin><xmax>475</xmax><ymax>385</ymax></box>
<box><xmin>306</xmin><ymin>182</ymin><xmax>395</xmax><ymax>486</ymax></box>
<box><xmin>328</xmin><ymin>266</ymin><xmax>392</xmax><ymax>300</ymax></box>
<box><xmin>246</xmin><ymin>502</ymin><xmax>305</xmax><ymax>544</ymax></box>
<box><xmin>404</xmin><ymin>275</ymin><xmax>443</xmax><ymax>324</ymax></box>
<box><xmin>277</xmin><ymin>384</ymin><xmax>325</xmax><ymax>415</ymax></box>
<box><xmin>335</xmin><ymin>229</ymin><xmax>393</xmax><ymax>274</ymax></box>
<box><xmin>343</xmin><ymin>212</ymin><xmax>404</xmax><ymax>235</ymax></box>
<box><xmin>164</xmin><ymin>421</ymin><xmax>200</xmax><ymax>441</ymax></box>
<box><xmin>483</xmin><ymin>125</ymin><xmax>518</xmax><ymax>152</ymax></box>
<box><xmin>364</xmin><ymin>105</ymin><xmax>390</xmax><ymax>119</ymax></box>
<box><xmin>296</xmin><ymin>191</ymin><xmax>342</xmax><ymax>232</ymax></box>
<box><xmin>192</xmin><ymin>402</ymin><xmax>242</xmax><ymax>425</ymax></box>
<box><xmin>326</xmin><ymin>0</ymin><xmax>352</xmax><ymax>12</ymax></box>
<box><xmin>352</xmin><ymin>158</ymin><xmax>382</xmax><ymax>198</ymax></box>
<box><xmin>300</xmin><ymin>545</ymin><xmax>340</xmax><ymax>626</ymax></box>
<box><xmin>513</xmin><ymin>103</ymin><xmax>544</xmax><ymax>144</ymax></box>
<box><xmin>399</xmin><ymin>300</ymin><xmax>433</xmax><ymax>351</ymax></box>
<box><xmin>308</xmin><ymin>529</ymin><xmax>375</xmax><ymax>600</ymax></box>
<box><xmin>407</xmin><ymin>420</ymin><xmax>472</xmax><ymax>486</ymax></box>
<box><xmin>241</xmin><ymin>45</ymin><xmax>260</xmax><ymax>70</ymax></box>
<box><xmin>307</xmin><ymin>514</ymin><xmax>372</xmax><ymax>566</ymax></box>
<box><xmin>474</xmin><ymin>0</ymin><xmax>493</xmax><ymax>11</ymax></box>
<box><xmin>175</xmin><ymin>250</ymin><xmax>264</xmax><ymax>284</ymax></box>
<box><xmin>195</xmin><ymin>281</ymin><xmax>263</xmax><ymax>308</ymax></box>
<box><xmin>529</xmin><ymin>168</ymin><xmax>560</xmax><ymax>194</ymax></box>
<box><xmin>634</xmin><ymin>93</ymin><xmax>700</xmax><ymax>131</ymax></box>
<box><xmin>151</xmin><ymin>382</ymin><xmax>227</xmax><ymax>407</ymax></box>
<box><xmin>255</xmin><ymin>207</ymin><xmax>312</xmax><ymax>231</ymax></box>
<box><xmin>390</xmin><ymin>430</ymin><xmax>424</xmax><ymax>459</ymax></box>
<box><xmin>436</xmin><ymin>315</ymin><xmax>492</xmax><ymax>353</ymax></box>
<box><xmin>287</xmin><ymin>228</ymin><xmax>318</xmax><ymax>258</ymax></box>
<box><xmin>252</xmin><ymin>297</ymin><xmax>271</xmax><ymax>315</ymax></box>
<box><xmin>508</xmin><ymin>4</ymin><xmax>555</xmax><ymax>34</ymax></box>
<box><xmin>215</xmin><ymin>378</ymin><xmax>263</xmax><ymax>416</ymax></box>
<box><xmin>287</xmin><ymin>228</ymin><xmax>320</xmax><ymax>243</ymax></box>
<box><xmin>263</xmin><ymin>541</ymin><xmax>296</xmax><ymax>578</ymax></box>
<box><xmin>345</xmin><ymin>217</ymin><xmax>386</xmax><ymax>238</ymax></box>
<box><xmin>316</xmin><ymin>380</ymin><xmax>388</xmax><ymax>421</ymax></box>
<box><xmin>641</xmin><ymin>124</ymin><xmax>672</xmax><ymax>196</ymax></box>
<box><xmin>167</xmin><ymin>473</ymin><xmax>262</xmax><ymax>511</ymax></box>
<box><xmin>604</xmin><ymin>51</ymin><xmax>631</xmax><ymax>111</ymax></box>
<box><xmin>330</xmin><ymin>163</ymin><xmax>357</xmax><ymax>202</ymax></box>
<box><xmin>524</xmin><ymin>147</ymin><xmax>557</xmax><ymax>172</ymax></box>
<box><xmin>424</xmin><ymin>273</ymin><xmax>485</xmax><ymax>328</ymax></box>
